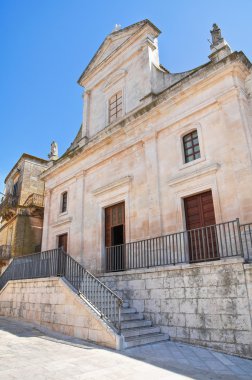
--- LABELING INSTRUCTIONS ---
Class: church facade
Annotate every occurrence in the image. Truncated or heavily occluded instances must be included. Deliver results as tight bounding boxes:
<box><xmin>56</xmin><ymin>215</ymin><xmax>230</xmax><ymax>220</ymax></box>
<box><xmin>41</xmin><ymin>20</ymin><xmax>252</xmax><ymax>274</ymax></box>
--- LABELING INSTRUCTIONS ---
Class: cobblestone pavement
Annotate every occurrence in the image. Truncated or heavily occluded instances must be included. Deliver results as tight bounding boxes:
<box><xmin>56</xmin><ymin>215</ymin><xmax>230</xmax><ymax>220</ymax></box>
<box><xmin>0</xmin><ymin>317</ymin><xmax>251</xmax><ymax>380</ymax></box>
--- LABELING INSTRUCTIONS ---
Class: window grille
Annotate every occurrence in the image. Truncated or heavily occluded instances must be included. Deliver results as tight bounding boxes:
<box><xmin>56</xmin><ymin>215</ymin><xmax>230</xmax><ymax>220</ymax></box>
<box><xmin>61</xmin><ymin>192</ymin><xmax>67</xmax><ymax>213</ymax></box>
<box><xmin>183</xmin><ymin>130</ymin><xmax>201</xmax><ymax>163</ymax></box>
<box><xmin>109</xmin><ymin>91</ymin><xmax>122</xmax><ymax>123</ymax></box>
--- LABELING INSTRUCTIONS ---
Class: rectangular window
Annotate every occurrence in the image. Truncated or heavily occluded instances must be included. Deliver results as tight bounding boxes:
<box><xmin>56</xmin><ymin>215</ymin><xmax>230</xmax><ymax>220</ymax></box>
<box><xmin>109</xmin><ymin>91</ymin><xmax>122</xmax><ymax>123</ymax></box>
<box><xmin>61</xmin><ymin>192</ymin><xmax>67</xmax><ymax>213</ymax></box>
<box><xmin>183</xmin><ymin>130</ymin><xmax>201</xmax><ymax>163</ymax></box>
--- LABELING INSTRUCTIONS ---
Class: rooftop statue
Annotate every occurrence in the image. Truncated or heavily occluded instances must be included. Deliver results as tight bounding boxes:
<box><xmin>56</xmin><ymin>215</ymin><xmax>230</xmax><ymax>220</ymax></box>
<box><xmin>48</xmin><ymin>141</ymin><xmax>58</xmax><ymax>161</ymax></box>
<box><xmin>210</xmin><ymin>23</ymin><xmax>224</xmax><ymax>46</ymax></box>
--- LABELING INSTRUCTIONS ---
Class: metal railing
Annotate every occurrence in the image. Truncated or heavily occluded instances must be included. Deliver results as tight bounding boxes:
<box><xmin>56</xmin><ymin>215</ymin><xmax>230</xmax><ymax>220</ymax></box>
<box><xmin>240</xmin><ymin>222</ymin><xmax>252</xmax><ymax>262</ymax></box>
<box><xmin>106</xmin><ymin>219</ymin><xmax>245</xmax><ymax>272</ymax></box>
<box><xmin>0</xmin><ymin>245</ymin><xmax>11</xmax><ymax>260</ymax></box>
<box><xmin>0</xmin><ymin>249</ymin><xmax>123</xmax><ymax>332</ymax></box>
<box><xmin>23</xmin><ymin>193</ymin><xmax>44</xmax><ymax>208</ymax></box>
<box><xmin>0</xmin><ymin>194</ymin><xmax>18</xmax><ymax>217</ymax></box>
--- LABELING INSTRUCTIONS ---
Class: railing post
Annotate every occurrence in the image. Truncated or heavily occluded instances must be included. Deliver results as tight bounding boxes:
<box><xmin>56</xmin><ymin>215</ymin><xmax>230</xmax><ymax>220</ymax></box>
<box><xmin>118</xmin><ymin>300</ymin><xmax>122</xmax><ymax>333</ymax></box>
<box><xmin>237</xmin><ymin>218</ymin><xmax>246</xmax><ymax>261</ymax></box>
<box><xmin>57</xmin><ymin>248</ymin><xmax>63</xmax><ymax>276</ymax></box>
<box><xmin>182</xmin><ymin>231</ymin><xmax>189</xmax><ymax>264</ymax></box>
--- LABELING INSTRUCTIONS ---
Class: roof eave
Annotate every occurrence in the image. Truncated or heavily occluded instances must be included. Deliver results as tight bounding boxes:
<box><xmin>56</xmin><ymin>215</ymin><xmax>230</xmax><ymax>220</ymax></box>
<box><xmin>5</xmin><ymin>153</ymin><xmax>48</xmax><ymax>184</ymax></box>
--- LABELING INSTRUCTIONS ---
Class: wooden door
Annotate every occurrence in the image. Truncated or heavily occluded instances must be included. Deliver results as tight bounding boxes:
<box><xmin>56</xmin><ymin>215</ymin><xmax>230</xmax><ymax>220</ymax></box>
<box><xmin>105</xmin><ymin>202</ymin><xmax>125</xmax><ymax>271</ymax></box>
<box><xmin>184</xmin><ymin>191</ymin><xmax>219</xmax><ymax>262</ymax></box>
<box><xmin>58</xmin><ymin>233</ymin><xmax>68</xmax><ymax>253</ymax></box>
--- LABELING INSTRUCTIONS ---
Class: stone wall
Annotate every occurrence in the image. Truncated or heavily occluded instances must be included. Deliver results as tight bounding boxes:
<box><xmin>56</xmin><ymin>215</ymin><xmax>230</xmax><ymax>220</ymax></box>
<box><xmin>0</xmin><ymin>214</ymin><xmax>43</xmax><ymax>257</ymax></box>
<box><xmin>0</xmin><ymin>155</ymin><xmax>46</xmax><ymax>259</ymax></box>
<box><xmin>100</xmin><ymin>258</ymin><xmax>252</xmax><ymax>358</ymax></box>
<box><xmin>0</xmin><ymin>277</ymin><xmax>121</xmax><ymax>349</ymax></box>
<box><xmin>19</xmin><ymin>158</ymin><xmax>46</xmax><ymax>205</ymax></box>
<box><xmin>14</xmin><ymin>214</ymin><xmax>43</xmax><ymax>255</ymax></box>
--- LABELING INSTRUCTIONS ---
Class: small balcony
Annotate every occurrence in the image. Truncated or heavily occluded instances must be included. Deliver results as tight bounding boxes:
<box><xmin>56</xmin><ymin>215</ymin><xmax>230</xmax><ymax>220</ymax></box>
<box><xmin>0</xmin><ymin>194</ymin><xmax>18</xmax><ymax>221</ymax></box>
<box><xmin>0</xmin><ymin>245</ymin><xmax>11</xmax><ymax>261</ymax></box>
<box><xmin>23</xmin><ymin>193</ymin><xmax>44</xmax><ymax>208</ymax></box>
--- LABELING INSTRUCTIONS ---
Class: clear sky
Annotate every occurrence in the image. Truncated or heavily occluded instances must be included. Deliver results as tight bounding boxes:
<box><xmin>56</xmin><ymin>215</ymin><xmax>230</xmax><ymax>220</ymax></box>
<box><xmin>1</xmin><ymin>0</ymin><xmax>252</xmax><ymax>192</ymax></box>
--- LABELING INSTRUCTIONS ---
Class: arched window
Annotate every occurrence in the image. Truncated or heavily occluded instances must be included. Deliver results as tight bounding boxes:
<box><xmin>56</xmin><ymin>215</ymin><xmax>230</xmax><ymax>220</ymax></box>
<box><xmin>109</xmin><ymin>91</ymin><xmax>122</xmax><ymax>123</ymax></box>
<box><xmin>61</xmin><ymin>191</ymin><xmax>68</xmax><ymax>213</ymax></box>
<box><xmin>183</xmin><ymin>130</ymin><xmax>201</xmax><ymax>163</ymax></box>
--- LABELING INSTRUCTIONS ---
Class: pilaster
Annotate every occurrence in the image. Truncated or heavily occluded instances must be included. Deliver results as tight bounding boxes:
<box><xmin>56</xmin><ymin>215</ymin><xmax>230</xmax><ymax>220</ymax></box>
<box><xmin>82</xmin><ymin>90</ymin><xmax>91</xmax><ymax>139</ymax></box>
<box><xmin>73</xmin><ymin>170</ymin><xmax>86</xmax><ymax>264</ymax></box>
<box><xmin>41</xmin><ymin>188</ymin><xmax>52</xmax><ymax>251</ymax></box>
<box><xmin>143</xmin><ymin>131</ymin><xmax>162</xmax><ymax>237</ymax></box>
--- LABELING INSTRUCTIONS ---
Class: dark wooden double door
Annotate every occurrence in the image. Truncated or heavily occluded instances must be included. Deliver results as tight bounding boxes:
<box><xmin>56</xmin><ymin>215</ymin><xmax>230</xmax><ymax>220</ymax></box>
<box><xmin>58</xmin><ymin>233</ymin><xmax>68</xmax><ymax>252</ymax></box>
<box><xmin>184</xmin><ymin>191</ymin><xmax>219</xmax><ymax>262</ymax></box>
<box><xmin>105</xmin><ymin>202</ymin><xmax>125</xmax><ymax>271</ymax></box>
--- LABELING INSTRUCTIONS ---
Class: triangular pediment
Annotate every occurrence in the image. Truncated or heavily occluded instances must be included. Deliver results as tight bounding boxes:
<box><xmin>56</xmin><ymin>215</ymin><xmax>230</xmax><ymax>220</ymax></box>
<box><xmin>78</xmin><ymin>19</ymin><xmax>160</xmax><ymax>85</ymax></box>
<box><xmin>94</xmin><ymin>32</ymin><xmax>133</xmax><ymax>67</ymax></box>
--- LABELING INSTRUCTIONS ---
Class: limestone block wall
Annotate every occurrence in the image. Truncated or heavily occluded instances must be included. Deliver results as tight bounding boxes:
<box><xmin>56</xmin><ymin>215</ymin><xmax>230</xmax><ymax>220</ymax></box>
<box><xmin>19</xmin><ymin>159</ymin><xmax>46</xmax><ymax>205</ymax></box>
<box><xmin>0</xmin><ymin>214</ymin><xmax>43</xmax><ymax>257</ymax></box>
<box><xmin>0</xmin><ymin>277</ymin><xmax>120</xmax><ymax>349</ymax></box>
<box><xmin>15</xmin><ymin>215</ymin><xmax>43</xmax><ymax>255</ymax></box>
<box><xmin>100</xmin><ymin>258</ymin><xmax>252</xmax><ymax>358</ymax></box>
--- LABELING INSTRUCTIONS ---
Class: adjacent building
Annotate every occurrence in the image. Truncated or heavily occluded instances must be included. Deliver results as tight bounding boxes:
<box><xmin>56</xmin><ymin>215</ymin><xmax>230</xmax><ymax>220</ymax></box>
<box><xmin>0</xmin><ymin>154</ymin><xmax>48</xmax><ymax>272</ymax></box>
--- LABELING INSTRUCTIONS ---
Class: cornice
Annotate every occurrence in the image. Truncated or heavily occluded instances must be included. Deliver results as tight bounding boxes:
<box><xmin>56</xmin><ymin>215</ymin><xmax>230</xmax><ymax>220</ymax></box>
<box><xmin>51</xmin><ymin>217</ymin><xmax>73</xmax><ymax>228</ymax></box>
<box><xmin>93</xmin><ymin>176</ymin><xmax>133</xmax><ymax>197</ymax></box>
<box><xmin>167</xmin><ymin>163</ymin><xmax>220</xmax><ymax>187</ymax></box>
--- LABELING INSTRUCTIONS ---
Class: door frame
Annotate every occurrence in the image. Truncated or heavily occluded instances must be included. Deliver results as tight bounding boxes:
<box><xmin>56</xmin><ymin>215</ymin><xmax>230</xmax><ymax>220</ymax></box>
<box><xmin>98</xmin><ymin>196</ymin><xmax>130</xmax><ymax>272</ymax></box>
<box><xmin>93</xmin><ymin>176</ymin><xmax>132</xmax><ymax>272</ymax></box>
<box><xmin>181</xmin><ymin>188</ymin><xmax>221</xmax><ymax>229</ymax></box>
<box><xmin>57</xmin><ymin>232</ymin><xmax>69</xmax><ymax>252</ymax></box>
<box><xmin>184</xmin><ymin>190</ymin><xmax>218</xmax><ymax>262</ymax></box>
<box><xmin>105</xmin><ymin>201</ymin><xmax>125</xmax><ymax>248</ymax></box>
<box><xmin>102</xmin><ymin>199</ymin><xmax>129</xmax><ymax>272</ymax></box>
<box><xmin>173</xmin><ymin>181</ymin><xmax>222</xmax><ymax>232</ymax></box>
<box><xmin>105</xmin><ymin>202</ymin><xmax>126</xmax><ymax>271</ymax></box>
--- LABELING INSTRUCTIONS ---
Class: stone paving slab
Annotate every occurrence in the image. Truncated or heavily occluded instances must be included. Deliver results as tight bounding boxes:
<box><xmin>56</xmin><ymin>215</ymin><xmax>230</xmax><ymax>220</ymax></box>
<box><xmin>0</xmin><ymin>317</ymin><xmax>251</xmax><ymax>380</ymax></box>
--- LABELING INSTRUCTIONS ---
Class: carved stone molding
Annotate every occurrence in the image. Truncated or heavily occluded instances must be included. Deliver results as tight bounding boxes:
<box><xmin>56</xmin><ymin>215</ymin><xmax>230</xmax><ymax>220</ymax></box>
<box><xmin>93</xmin><ymin>176</ymin><xmax>133</xmax><ymax>197</ymax></box>
<box><xmin>168</xmin><ymin>163</ymin><xmax>220</xmax><ymax>187</ymax></box>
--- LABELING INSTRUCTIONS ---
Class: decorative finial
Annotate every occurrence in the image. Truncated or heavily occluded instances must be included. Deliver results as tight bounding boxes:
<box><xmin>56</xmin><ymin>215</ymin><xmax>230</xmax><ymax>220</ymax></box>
<box><xmin>210</xmin><ymin>23</ymin><xmax>224</xmax><ymax>47</ymax></box>
<box><xmin>208</xmin><ymin>23</ymin><xmax>231</xmax><ymax>63</ymax></box>
<box><xmin>113</xmin><ymin>24</ymin><xmax>121</xmax><ymax>32</ymax></box>
<box><xmin>48</xmin><ymin>141</ymin><xmax>58</xmax><ymax>161</ymax></box>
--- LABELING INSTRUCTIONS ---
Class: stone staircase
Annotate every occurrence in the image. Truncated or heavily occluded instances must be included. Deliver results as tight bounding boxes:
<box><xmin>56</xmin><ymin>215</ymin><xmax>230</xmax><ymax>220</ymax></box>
<box><xmin>118</xmin><ymin>299</ymin><xmax>169</xmax><ymax>348</ymax></box>
<box><xmin>84</xmin><ymin>289</ymin><xmax>169</xmax><ymax>348</ymax></box>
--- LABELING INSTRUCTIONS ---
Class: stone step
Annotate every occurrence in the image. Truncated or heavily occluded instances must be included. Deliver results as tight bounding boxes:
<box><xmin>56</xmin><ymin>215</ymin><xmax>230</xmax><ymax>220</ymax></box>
<box><xmin>124</xmin><ymin>333</ymin><xmax>169</xmax><ymax>348</ymax></box>
<box><xmin>121</xmin><ymin>319</ymin><xmax>152</xmax><ymax>329</ymax></box>
<box><xmin>95</xmin><ymin>302</ymin><xmax>129</xmax><ymax>309</ymax></box>
<box><xmin>121</xmin><ymin>307</ymin><xmax>137</xmax><ymax>314</ymax></box>
<box><xmin>79</xmin><ymin>295</ymin><xmax>129</xmax><ymax>308</ymax></box>
<box><xmin>120</xmin><ymin>312</ymin><xmax>143</xmax><ymax>321</ymax></box>
<box><xmin>121</xmin><ymin>326</ymin><xmax>161</xmax><ymax>338</ymax></box>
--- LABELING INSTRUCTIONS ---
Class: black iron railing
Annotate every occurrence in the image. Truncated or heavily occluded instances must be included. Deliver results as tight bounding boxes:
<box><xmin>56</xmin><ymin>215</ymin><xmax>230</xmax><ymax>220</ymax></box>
<box><xmin>0</xmin><ymin>194</ymin><xmax>18</xmax><ymax>220</ymax></box>
<box><xmin>106</xmin><ymin>219</ymin><xmax>246</xmax><ymax>272</ymax></box>
<box><xmin>0</xmin><ymin>245</ymin><xmax>11</xmax><ymax>260</ymax></box>
<box><xmin>240</xmin><ymin>222</ymin><xmax>252</xmax><ymax>262</ymax></box>
<box><xmin>0</xmin><ymin>249</ymin><xmax>123</xmax><ymax>332</ymax></box>
<box><xmin>0</xmin><ymin>193</ymin><xmax>18</xmax><ymax>208</ymax></box>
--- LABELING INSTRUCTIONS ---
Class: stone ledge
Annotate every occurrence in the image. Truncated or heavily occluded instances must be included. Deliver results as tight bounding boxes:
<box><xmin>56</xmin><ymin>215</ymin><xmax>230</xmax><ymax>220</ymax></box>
<box><xmin>100</xmin><ymin>256</ymin><xmax>245</xmax><ymax>277</ymax></box>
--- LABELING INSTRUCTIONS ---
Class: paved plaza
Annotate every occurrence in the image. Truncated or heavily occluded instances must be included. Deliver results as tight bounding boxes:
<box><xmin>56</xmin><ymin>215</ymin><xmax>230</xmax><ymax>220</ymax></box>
<box><xmin>0</xmin><ymin>317</ymin><xmax>251</xmax><ymax>380</ymax></box>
